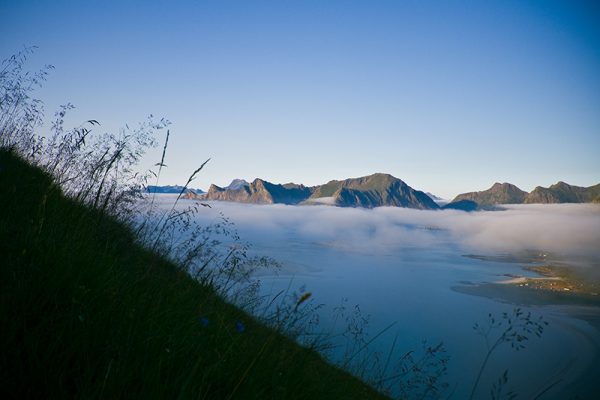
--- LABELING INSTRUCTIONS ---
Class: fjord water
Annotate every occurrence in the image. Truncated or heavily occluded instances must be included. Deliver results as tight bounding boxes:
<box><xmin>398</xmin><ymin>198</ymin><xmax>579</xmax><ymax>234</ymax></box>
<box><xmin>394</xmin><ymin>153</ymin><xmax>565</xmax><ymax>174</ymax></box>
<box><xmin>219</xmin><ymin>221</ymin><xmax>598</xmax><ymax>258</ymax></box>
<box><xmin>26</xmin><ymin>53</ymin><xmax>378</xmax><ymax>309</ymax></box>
<box><xmin>156</xmin><ymin>199</ymin><xmax>600</xmax><ymax>398</ymax></box>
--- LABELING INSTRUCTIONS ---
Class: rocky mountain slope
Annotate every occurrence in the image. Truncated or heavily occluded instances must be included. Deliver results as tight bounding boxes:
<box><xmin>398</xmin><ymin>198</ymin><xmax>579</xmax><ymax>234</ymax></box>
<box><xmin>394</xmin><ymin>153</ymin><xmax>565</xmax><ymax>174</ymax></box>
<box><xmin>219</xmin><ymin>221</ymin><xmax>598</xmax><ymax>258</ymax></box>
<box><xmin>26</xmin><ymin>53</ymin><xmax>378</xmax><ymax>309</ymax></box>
<box><xmin>203</xmin><ymin>179</ymin><xmax>312</xmax><ymax>205</ymax></box>
<box><xmin>307</xmin><ymin>173</ymin><xmax>438</xmax><ymax>209</ymax></box>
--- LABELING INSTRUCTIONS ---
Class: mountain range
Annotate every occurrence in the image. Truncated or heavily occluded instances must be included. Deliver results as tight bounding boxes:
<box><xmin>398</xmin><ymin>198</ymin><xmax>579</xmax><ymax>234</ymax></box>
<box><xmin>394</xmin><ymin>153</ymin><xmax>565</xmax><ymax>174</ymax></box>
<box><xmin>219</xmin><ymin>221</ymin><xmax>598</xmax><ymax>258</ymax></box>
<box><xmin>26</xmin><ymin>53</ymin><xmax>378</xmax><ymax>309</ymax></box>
<box><xmin>191</xmin><ymin>174</ymin><xmax>438</xmax><ymax>209</ymax></box>
<box><xmin>171</xmin><ymin>175</ymin><xmax>599</xmax><ymax>211</ymax></box>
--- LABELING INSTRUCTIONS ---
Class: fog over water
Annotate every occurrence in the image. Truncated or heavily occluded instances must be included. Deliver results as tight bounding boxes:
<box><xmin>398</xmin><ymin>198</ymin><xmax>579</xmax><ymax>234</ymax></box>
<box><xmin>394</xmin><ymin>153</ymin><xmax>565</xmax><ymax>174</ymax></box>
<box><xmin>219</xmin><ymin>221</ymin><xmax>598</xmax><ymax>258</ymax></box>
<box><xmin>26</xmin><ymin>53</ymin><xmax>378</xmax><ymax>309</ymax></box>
<box><xmin>154</xmin><ymin>198</ymin><xmax>600</xmax><ymax>398</ymax></box>
<box><xmin>192</xmin><ymin>203</ymin><xmax>600</xmax><ymax>259</ymax></box>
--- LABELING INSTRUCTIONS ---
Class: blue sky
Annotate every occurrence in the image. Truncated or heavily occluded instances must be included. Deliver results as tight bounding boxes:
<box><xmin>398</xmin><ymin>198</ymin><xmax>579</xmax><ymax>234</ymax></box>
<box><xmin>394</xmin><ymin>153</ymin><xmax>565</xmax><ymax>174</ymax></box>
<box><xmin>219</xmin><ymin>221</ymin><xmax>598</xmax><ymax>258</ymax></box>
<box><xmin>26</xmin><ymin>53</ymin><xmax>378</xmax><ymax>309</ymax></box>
<box><xmin>2</xmin><ymin>0</ymin><xmax>599</xmax><ymax>198</ymax></box>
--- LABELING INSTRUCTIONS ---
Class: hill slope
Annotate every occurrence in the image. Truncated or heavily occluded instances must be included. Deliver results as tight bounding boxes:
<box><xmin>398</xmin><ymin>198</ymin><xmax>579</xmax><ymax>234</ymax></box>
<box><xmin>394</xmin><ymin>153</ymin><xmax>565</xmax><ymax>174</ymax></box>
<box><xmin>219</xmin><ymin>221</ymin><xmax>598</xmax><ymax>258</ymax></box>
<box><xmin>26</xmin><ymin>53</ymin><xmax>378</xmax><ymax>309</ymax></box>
<box><xmin>0</xmin><ymin>149</ymin><xmax>388</xmax><ymax>399</ymax></box>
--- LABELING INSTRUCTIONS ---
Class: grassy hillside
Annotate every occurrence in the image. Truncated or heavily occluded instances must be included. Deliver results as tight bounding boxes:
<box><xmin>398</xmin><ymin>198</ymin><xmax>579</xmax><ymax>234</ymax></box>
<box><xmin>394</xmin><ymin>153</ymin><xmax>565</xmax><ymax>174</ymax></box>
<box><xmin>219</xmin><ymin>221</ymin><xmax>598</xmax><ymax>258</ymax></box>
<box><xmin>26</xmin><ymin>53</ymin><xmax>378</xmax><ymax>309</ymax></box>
<box><xmin>0</xmin><ymin>149</ymin><xmax>388</xmax><ymax>399</ymax></box>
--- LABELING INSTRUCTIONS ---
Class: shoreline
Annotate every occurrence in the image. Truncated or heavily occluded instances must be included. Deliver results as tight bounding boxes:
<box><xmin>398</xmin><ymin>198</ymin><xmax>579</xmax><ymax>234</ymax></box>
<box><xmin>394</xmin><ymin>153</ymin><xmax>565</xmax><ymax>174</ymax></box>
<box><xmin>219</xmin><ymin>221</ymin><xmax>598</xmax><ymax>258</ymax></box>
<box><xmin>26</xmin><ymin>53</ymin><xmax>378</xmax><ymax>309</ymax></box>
<box><xmin>453</xmin><ymin>260</ymin><xmax>600</xmax><ymax>398</ymax></box>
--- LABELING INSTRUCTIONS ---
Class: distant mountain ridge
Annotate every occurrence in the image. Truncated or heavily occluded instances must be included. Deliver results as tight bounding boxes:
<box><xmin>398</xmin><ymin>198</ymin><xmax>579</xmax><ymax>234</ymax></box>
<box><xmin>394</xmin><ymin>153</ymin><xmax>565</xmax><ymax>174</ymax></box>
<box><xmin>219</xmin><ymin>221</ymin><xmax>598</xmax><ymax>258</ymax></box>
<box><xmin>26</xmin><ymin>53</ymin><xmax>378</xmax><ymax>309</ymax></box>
<box><xmin>146</xmin><ymin>185</ymin><xmax>204</xmax><ymax>194</ymax></box>
<box><xmin>181</xmin><ymin>175</ymin><xmax>599</xmax><ymax>210</ymax></box>
<box><xmin>442</xmin><ymin>199</ymin><xmax>479</xmax><ymax>212</ymax></box>
<box><xmin>450</xmin><ymin>181</ymin><xmax>600</xmax><ymax>208</ymax></box>
<box><xmin>525</xmin><ymin>182</ymin><xmax>600</xmax><ymax>204</ymax></box>
<box><xmin>425</xmin><ymin>192</ymin><xmax>444</xmax><ymax>201</ymax></box>
<box><xmin>192</xmin><ymin>173</ymin><xmax>438</xmax><ymax>209</ymax></box>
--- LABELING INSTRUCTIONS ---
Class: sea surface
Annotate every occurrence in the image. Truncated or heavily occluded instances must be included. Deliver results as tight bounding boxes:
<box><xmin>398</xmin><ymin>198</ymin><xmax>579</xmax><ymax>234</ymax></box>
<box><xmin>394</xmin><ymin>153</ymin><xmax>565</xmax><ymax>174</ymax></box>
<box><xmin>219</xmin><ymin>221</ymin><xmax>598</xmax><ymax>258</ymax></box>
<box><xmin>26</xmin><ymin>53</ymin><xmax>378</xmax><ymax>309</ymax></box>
<box><xmin>151</xmin><ymin>197</ymin><xmax>600</xmax><ymax>398</ymax></box>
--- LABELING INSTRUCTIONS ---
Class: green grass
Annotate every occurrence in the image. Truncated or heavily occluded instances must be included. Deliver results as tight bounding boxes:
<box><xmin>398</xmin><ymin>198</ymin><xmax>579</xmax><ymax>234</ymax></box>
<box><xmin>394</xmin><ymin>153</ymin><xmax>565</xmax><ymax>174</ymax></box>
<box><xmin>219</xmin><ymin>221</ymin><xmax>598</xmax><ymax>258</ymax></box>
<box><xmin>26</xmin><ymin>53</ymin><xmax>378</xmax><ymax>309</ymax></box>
<box><xmin>0</xmin><ymin>149</ymin><xmax>389</xmax><ymax>399</ymax></box>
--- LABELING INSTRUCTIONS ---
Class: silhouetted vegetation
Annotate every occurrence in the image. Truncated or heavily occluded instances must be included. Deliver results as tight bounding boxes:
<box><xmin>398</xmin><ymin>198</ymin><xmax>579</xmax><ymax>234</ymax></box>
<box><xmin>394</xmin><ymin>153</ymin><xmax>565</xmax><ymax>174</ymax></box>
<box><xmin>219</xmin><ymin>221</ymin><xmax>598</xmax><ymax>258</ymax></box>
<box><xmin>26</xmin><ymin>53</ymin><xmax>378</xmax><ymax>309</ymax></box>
<box><xmin>1</xmin><ymin>48</ymin><xmax>553</xmax><ymax>399</ymax></box>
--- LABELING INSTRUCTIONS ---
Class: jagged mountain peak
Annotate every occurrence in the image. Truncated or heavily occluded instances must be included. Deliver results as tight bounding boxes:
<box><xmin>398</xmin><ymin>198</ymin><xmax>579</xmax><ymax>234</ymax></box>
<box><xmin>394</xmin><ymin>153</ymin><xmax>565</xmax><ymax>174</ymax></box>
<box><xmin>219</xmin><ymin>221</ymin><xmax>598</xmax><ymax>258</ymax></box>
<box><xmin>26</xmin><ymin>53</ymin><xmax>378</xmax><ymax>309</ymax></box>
<box><xmin>226</xmin><ymin>179</ymin><xmax>250</xmax><ymax>190</ymax></box>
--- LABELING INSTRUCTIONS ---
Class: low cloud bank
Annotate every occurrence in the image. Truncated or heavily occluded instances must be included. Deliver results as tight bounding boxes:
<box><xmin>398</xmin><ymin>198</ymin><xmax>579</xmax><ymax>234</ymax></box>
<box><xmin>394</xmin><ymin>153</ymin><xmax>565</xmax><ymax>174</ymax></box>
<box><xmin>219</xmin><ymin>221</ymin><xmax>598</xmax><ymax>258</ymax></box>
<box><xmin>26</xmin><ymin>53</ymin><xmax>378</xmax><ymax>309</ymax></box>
<box><xmin>161</xmin><ymin>199</ymin><xmax>600</xmax><ymax>262</ymax></box>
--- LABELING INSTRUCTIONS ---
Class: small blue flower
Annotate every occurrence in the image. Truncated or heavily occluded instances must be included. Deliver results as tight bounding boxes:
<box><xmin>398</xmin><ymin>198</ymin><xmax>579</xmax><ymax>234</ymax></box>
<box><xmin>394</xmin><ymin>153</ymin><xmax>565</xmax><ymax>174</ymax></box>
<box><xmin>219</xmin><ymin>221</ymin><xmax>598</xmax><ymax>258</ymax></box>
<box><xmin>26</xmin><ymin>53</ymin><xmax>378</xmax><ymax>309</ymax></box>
<box><xmin>235</xmin><ymin>321</ymin><xmax>245</xmax><ymax>333</ymax></box>
<box><xmin>199</xmin><ymin>316</ymin><xmax>209</xmax><ymax>327</ymax></box>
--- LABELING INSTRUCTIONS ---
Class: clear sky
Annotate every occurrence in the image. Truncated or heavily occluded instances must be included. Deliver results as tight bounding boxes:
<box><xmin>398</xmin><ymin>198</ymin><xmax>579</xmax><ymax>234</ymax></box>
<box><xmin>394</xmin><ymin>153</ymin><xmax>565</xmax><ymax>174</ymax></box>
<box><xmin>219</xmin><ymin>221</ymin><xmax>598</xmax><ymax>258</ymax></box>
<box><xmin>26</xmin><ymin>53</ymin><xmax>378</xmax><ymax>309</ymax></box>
<box><xmin>2</xmin><ymin>0</ymin><xmax>599</xmax><ymax>198</ymax></box>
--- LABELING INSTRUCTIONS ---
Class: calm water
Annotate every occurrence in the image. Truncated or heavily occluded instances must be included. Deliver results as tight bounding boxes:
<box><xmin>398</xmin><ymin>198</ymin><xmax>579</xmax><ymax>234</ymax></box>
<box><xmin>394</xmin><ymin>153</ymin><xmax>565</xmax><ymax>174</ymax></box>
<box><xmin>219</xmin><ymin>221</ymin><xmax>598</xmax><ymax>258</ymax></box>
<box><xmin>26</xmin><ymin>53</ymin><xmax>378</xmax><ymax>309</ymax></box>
<box><xmin>153</xmin><ymin>198</ymin><xmax>600</xmax><ymax>398</ymax></box>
